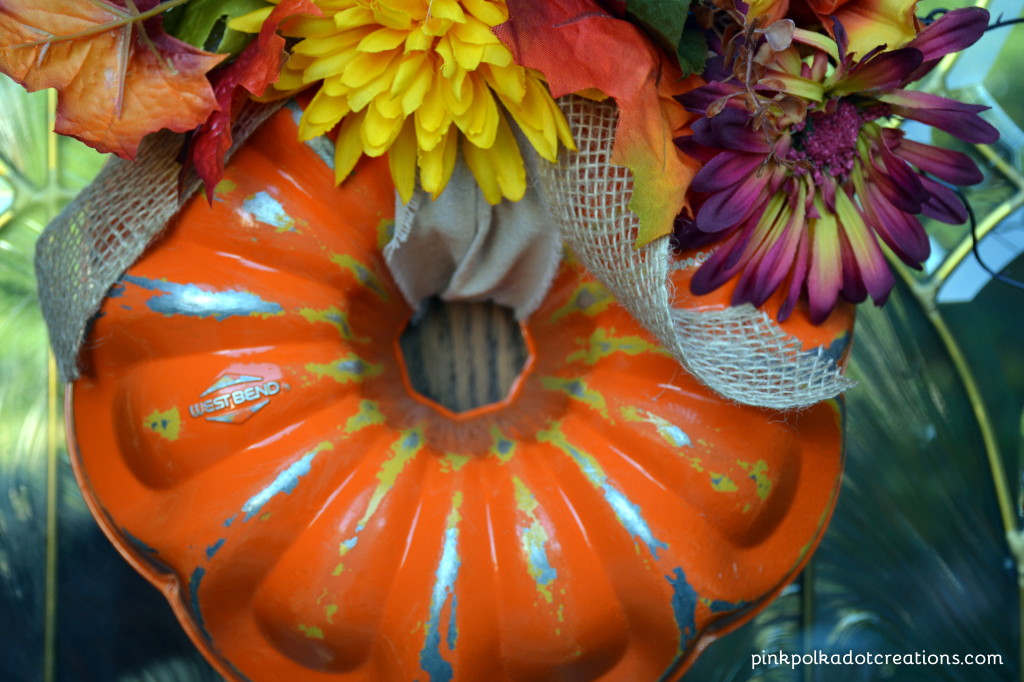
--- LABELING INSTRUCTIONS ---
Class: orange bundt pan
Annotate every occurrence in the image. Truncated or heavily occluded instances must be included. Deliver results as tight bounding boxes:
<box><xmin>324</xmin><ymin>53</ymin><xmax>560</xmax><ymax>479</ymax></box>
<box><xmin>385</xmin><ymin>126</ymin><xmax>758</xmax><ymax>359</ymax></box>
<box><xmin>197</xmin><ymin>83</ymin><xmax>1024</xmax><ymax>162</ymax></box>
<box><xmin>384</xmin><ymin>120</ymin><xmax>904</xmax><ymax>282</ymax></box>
<box><xmin>68</xmin><ymin>108</ymin><xmax>847</xmax><ymax>681</ymax></box>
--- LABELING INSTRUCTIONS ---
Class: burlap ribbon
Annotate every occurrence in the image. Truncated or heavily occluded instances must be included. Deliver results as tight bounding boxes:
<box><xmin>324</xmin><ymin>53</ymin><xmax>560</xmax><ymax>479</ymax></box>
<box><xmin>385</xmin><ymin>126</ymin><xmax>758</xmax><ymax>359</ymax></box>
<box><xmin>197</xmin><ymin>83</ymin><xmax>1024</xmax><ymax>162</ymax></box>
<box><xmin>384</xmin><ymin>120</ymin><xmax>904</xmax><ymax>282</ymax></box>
<box><xmin>37</xmin><ymin>101</ymin><xmax>285</xmax><ymax>382</ymax></box>
<box><xmin>535</xmin><ymin>96</ymin><xmax>853</xmax><ymax>410</ymax></box>
<box><xmin>37</xmin><ymin>95</ymin><xmax>851</xmax><ymax>409</ymax></box>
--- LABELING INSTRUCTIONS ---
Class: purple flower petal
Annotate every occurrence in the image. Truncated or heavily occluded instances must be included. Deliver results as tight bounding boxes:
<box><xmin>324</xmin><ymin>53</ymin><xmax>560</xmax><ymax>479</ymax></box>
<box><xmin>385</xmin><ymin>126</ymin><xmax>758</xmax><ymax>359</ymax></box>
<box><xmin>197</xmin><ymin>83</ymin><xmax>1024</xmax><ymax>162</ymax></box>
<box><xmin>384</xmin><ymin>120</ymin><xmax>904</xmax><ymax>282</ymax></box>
<box><xmin>838</xmin><ymin>234</ymin><xmax>868</xmax><ymax>304</ymax></box>
<box><xmin>690</xmin><ymin>227</ymin><xmax>753</xmax><ymax>295</ymax></box>
<box><xmin>865</xmin><ymin>141</ymin><xmax>927</xmax><ymax>214</ymax></box>
<box><xmin>696</xmin><ymin>170</ymin><xmax>773</xmax><ymax>232</ymax></box>
<box><xmin>919</xmin><ymin>175</ymin><xmax>968</xmax><ymax>224</ymax></box>
<box><xmin>905</xmin><ymin>7</ymin><xmax>990</xmax><ymax>82</ymax></box>
<box><xmin>778</xmin><ymin>235</ymin><xmax>810</xmax><ymax>322</ymax></box>
<box><xmin>887</xmin><ymin>133</ymin><xmax>984</xmax><ymax>185</ymax></box>
<box><xmin>832</xmin><ymin>48</ymin><xmax>923</xmax><ymax>96</ymax></box>
<box><xmin>675</xmin><ymin>137</ymin><xmax>720</xmax><ymax>165</ymax></box>
<box><xmin>743</xmin><ymin>199</ymin><xmax>806</xmax><ymax>306</ymax></box>
<box><xmin>879</xmin><ymin>89</ymin><xmax>999</xmax><ymax>144</ymax></box>
<box><xmin>677</xmin><ymin>82</ymin><xmax>743</xmax><ymax>114</ymax></box>
<box><xmin>807</xmin><ymin>214</ymin><xmax>844</xmax><ymax>324</ymax></box>
<box><xmin>691</xmin><ymin>108</ymin><xmax>773</xmax><ymax>153</ymax></box>
<box><xmin>690</xmin><ymin>151</ymin><xmax>765</xmax><ymax>193</ymax></box>
<box><xmin>860</xmin><ymin>182</ymin><xmax>930</xmax><ymax>264</ymax></box>
<box><xmin>835</xmin><ymin>197</ymin><xmax>895</xmax><ymax>304</ymax></box>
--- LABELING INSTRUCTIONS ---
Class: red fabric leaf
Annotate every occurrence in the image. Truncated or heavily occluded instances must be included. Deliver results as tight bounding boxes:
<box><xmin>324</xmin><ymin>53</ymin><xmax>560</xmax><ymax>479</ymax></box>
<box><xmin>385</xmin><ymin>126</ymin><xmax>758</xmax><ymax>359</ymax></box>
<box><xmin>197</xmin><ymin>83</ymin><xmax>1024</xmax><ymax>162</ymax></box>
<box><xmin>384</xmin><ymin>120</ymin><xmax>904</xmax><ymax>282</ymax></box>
<box><xmin>0</xmin><ymin>0</ymin><xmax>225</xmax><ymax>159</ymax></box>
<box><xmin>185</xmin><ymin>0</ymin><xmax>323</xmax><ymax>198</ymax></box>
<box><xmin>496</xmin><ymin>0</ymin><xmax>702</xmax><ymax>245</ymax></box>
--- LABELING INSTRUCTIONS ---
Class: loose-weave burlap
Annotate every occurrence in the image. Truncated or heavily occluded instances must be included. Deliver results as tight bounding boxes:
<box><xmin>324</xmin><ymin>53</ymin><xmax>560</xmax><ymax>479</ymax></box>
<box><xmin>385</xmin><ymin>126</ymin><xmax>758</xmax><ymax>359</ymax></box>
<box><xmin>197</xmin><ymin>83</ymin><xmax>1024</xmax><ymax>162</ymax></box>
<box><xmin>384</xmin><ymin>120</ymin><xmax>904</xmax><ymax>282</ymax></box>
<box><xmin>37</xmin><ymin>100</ymin><xmax>284</xmax><ymax>382</ymax></box>
<box><xmin>536</xmin><ymin>95</ymin><xmax>854</xmax><ymax>410</ymax></box>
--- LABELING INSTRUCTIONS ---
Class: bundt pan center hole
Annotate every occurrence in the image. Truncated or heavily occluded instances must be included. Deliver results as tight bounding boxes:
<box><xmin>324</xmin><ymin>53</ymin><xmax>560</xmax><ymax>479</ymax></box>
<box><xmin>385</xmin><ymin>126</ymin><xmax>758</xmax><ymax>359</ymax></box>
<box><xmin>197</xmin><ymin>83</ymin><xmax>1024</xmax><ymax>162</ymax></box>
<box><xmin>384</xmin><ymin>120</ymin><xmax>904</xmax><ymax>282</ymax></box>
<box><xmin>398</xmin><ymin>297</ymin><xmax>529</xmax><ymax>413</ymax></box>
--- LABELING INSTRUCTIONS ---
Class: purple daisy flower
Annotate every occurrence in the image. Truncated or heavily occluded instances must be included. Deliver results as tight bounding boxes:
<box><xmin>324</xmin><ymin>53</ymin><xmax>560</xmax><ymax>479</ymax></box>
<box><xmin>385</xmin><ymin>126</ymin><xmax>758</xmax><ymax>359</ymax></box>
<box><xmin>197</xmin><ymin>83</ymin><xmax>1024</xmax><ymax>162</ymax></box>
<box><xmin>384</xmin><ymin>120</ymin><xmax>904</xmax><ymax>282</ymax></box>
<box><xmin>676</xmin><ymin>7</ymin><xmax>998</xmax><ymax>323</ymax></box>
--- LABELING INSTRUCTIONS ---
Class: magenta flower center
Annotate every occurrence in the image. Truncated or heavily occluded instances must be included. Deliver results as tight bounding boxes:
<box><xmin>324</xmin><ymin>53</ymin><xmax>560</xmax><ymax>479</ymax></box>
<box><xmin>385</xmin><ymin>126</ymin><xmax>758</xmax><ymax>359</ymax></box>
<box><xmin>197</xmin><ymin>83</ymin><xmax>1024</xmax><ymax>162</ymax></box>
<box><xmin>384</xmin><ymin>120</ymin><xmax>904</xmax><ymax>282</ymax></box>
<box><xmin>790</xmin><ymin>100</ymin><xmax>885</xmax><ymax>184</ymax></box>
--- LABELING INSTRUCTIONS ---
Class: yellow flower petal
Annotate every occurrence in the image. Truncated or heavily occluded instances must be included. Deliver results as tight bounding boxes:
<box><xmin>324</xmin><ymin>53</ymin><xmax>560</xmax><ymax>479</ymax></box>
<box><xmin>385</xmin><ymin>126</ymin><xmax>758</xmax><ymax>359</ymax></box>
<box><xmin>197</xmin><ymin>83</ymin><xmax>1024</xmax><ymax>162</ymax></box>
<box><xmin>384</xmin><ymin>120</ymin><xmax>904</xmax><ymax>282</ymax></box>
<box><xmin>417</xmin><ymin>127</ymin><xmax>458</xmax><ymax>198</ymax></box>
<box><xmin>452</xmin><ymin>77</ymin><xmax>497</xmax><ymax>148</ymax></box>
<box><xmin>375</xmin><ymin>91</ymin><xmax>404</xmax><ymax>119</ymax></box>
<box><xmin>389</xmin><ymin>118</ymin><xmax>418</xmax><ymax>203</ymax></box>
<box><xmin>416</xmin><ymin>80</ymin><xmax>450</xmax><ymax>134</ymax></box>
<box><xmin>426</xmin><ymin>0</ymin><xmax>466</xmax><ymax>24</ymax></box>
<box><xmin>334</xmin><ymin>110</ymin><xmax>368</xmax><ymax>183</ymax></box>
<box><xmin>285</xmin><ymin>17</ymin><xmax>345</xmax><ymax>39</ymax></box>
<box><xmin>404</xmin><ymin>25</ymin><xmax>433</xmax><ymax>51</ymax></box>
<box><xmin>358</xmin><ymin>26</ymin><xmax>408</xmax><ymax>52</ymax></box>
<box><xmin>362</xmin><ymin>100</ymin><xmax>406</xmax><ymax>155</ymax></box>
<box><xmin>372</xmin><ymin>2</ymin><xmax>415</xmax><ymax>30</ymax></box>
<box><xmin>450</xmin><ymin>33</ymin><xmax>485</xmax><ymax>71</ymax></box>
<box><xmin>227</xmin><ymin>6</ymin><xmax>272</xmax><ymax>33</ymax></box>
<box><xmin>441</xmin><ymin>75</ymin><xmax>473</xmax><ymax>117</ymax></box>
<box><xmin>336</xmin><ymin>6</ymin><xmax>377</xmax><ymax>30</ymax></box>
<box><xmin>461</xmin><ymin>0</ymin><xmax>507</xmax><ymax>26</ymax></box>
<box><xmin>481</xmin><ymin>63</ymin><xmax>525</xmax><ymax>102</ymax></box>
<box><xmin>348</xmin><ymin>57</ymin><xmax>404</xmax><ymax>111</ymax></box>
<box><xmin>302</xmin><ymin>46</ymin><xmax>361</xmax><ymax>82</ymax></box>
<box><xmin>435</xmin><ymin>35</ymin><xmax>457</xmax><ymax>78</ymax></box>
<box><xmin>343</xmin><ymin>50</ymin><xmax>400</xmax><ymax>88</ymax></box>
<box><xmin>292</xmin><ymin>27</ymin><xmax>367</xmax><ymax>57</ymax></box>
<box><xmin>301</xmin><ymin>89</ymin><xmax>350</xmax><ymax>140</ymax></box>
<box><xmin>462</xmin><ymin>138</ymin><xmax>501</xmax><ymax>203</ymax></box>
<box><xmin>490</xmin><ymin>114</ymin><xmax>525</xmax><ymax>201</ymax></box>
<box><xmin>450</xmin><ymin>15</ymin><xmax>498</xmax><ymax>44</ymax></box>
<box><xmin>479</xmin><ymin>42</ymin><xmax>512</xmax><ymax>68</ymax></box>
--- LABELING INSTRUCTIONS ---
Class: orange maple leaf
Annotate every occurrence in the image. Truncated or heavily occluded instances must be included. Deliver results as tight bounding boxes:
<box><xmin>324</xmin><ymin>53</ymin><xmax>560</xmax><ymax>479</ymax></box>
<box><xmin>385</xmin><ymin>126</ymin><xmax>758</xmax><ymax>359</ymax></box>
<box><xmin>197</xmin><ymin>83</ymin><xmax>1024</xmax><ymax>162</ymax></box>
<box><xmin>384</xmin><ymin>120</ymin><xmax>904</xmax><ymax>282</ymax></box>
<box><xmin>0</xmin><ymin>0</ymin><xmax>225</xmax><ymax>159</ymax></box>
<box><xmin>496</xmin><ymin>0</ymin><xmax>703</xmax><ymax>246</ymax></box>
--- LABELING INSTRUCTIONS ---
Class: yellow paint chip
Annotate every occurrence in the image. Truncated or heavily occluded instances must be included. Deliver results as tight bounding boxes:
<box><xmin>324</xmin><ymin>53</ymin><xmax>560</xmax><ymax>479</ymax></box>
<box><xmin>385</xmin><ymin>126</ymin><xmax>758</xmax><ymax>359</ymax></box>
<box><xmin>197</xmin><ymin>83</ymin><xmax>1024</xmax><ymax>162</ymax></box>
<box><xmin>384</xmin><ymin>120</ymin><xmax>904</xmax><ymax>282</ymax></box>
<box><xmin>298</xmin><ymin>624</ymin><xmax>324</xmax><ymax>640</ymax></box>
<box><xmin>144</xmin><ymin>407</ymin><xmax>181</xmax><ymax>441</ymax></box>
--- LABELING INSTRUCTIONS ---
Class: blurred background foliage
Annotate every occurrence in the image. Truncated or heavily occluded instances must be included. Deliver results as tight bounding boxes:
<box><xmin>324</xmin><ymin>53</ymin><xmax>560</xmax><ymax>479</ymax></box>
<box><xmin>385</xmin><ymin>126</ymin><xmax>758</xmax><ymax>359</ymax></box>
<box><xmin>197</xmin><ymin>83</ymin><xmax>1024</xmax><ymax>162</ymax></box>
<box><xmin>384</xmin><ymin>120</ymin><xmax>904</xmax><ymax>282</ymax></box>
<box><xmin>0</xmin><ymin>1</ymin><xmax>1022</xmax><ymax>680</ymax></box>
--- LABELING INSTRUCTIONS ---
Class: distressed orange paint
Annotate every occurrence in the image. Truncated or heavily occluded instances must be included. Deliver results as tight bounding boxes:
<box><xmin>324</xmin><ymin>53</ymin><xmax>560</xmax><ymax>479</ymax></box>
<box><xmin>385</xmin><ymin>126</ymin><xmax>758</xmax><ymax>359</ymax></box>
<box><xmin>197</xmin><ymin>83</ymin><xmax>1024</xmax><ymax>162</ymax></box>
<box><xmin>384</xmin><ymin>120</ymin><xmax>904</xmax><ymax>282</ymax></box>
<box><xmin>68</xmin><ymin>108</ymin><xmax>847</xmax><ymax>681</ymax></box>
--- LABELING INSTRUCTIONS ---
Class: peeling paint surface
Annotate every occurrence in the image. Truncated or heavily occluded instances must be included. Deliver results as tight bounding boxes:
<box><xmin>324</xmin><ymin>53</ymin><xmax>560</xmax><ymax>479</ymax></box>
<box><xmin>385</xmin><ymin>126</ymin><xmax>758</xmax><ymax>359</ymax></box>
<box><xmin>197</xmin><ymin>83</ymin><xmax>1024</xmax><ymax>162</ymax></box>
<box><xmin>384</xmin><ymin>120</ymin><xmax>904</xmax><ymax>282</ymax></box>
<box><xmin>241</xmin><ymin>443</ymin><xmax>333</xmax><ymax>521</ymax></box>
<box><xmin>657</xmin><ymin>567</ymin><xmax>699</xmax><ymax>682</ymax></box>
<box><xmin>242</xmin><ymin>192</ymin><xmax>298</xmax><ymax>232</ymax></box>
<box><xmin>122</xmin><ymin>275</ymin><xmax>283</xmax><ymax>320</ymax></box>
<box><xmin>737</xmin><ymin>460</ymin><xmax>772</xmax><ymax>500</ymax></box>
<box><xmin>344</xmin><ymin>400</ymin><xmax>386</xmax><ymax>433</ymax></box>
<box><xmin>541</xmin><ymin>377</ymin><xmax>610</xmax><ymax>419</ymax></box>
<box><xmin>299</xmin><ymin>306</ymin><xmax>361</xmax><ymax>341</ymax></box>
<box><xmin>550</xmin><ymin>282</ymin><xmax>614</xmax><ymax>321</ymax></box>
<box><xmin>144</xmin><ymin>406</ymin><xmax>181</xmax><ymax>441</ymax></box>
<box><xmin>355</xmin><ymin>430</ymin><xmax>422</xmax><ymax>532</ymax></box>
<box><xmin>540</xmin><ymin>425</ymin><xmax>668</xmax><ymax>559</ymax></box>
<box><xmin>419</xmin><ymin>492</ymin><xmax>462</xmax><ymax>682</ymax></box>
<box><xmin>329</xmin><ymin>253</ymin><xmax>389</xmax><ymax>300</ymax></box>
<box><xmin>205</xmin><ymin>538</ymin><xmax>226</xmax><ymax>560</ymax></box>
<box><xmin>306</xmin><ymin>355</ymin><xmax>382</xmax><ymax>384</ymax></box>
<box><xmin>621</xmin><ymin>406</ymin><xmax>691</xmax><ymax>448</ymax></box>
<box><xmin>566</xmin><ymin>327</ymin><xmax>667</xmax><ymax>365</ymax></box>
<box><xmin>513</xmin><ymin>477</ymin><xmax>558</xmax><ymax>603</ymax></box>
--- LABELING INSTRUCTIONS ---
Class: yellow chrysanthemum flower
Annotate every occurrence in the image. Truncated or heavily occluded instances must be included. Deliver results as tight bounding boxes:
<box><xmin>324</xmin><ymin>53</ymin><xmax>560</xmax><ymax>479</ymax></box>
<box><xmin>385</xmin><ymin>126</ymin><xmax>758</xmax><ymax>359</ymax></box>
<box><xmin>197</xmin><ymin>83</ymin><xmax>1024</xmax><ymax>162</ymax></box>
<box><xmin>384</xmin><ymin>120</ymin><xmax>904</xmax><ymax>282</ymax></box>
<box><xmin>231</xmin><ymin>0</ymin><xmax>575</xmax><ymax>203</ymax></box>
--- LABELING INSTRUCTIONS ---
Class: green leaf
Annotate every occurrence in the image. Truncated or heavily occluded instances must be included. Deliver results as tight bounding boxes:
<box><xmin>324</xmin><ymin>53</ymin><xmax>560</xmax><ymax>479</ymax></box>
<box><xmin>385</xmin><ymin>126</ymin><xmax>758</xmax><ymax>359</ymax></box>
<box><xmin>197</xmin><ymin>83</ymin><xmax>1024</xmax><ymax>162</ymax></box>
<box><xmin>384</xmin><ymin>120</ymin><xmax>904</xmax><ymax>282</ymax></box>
<box><xmin>626</xmin><ymin>0</ymin><xmax>691</xmax><ymax>55</ymax></box>
<box><xmin>676</xmin><ymin>25</ymin><xmax>707</xmax><ymax>77</ymax></box>
<box><xmin>164</xmin><ymin>0</ymin><xmax>271</xmax><ymax>56</ymax></box>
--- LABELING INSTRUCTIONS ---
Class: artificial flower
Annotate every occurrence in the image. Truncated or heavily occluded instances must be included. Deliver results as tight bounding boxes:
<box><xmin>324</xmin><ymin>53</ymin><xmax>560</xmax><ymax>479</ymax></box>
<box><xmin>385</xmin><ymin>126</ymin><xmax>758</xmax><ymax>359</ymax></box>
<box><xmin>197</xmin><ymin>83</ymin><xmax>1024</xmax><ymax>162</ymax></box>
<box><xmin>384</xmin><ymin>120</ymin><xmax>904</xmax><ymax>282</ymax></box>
<box><xmin>676</xmin><ymin>7</ymin><xmax>998</xmax><ymax>323</ymax></box>
<box><xmin>746</xmin><ymin>0</ymin><xmax>919</xmax><ymax>59</ymax></box>
<box><xmin>231</xmin><ymin>0</ymin><xmax>574</xmax><ymax>204</ymax></box>
<box><xmin>0</xmin><ymin>0</ymin><xmax>224</xmax><ymax>159</ymax></box>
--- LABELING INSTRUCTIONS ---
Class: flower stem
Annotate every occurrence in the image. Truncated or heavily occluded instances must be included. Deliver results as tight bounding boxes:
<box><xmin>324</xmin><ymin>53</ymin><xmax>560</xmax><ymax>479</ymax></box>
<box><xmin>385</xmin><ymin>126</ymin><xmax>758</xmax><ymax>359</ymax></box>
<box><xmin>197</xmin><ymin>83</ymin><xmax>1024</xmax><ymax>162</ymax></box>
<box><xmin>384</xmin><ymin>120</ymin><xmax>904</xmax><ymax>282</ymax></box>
<box><xmin>11</xmin><ymin>0</ymin><xmax>196</xmax><ymax>49</ymax></box>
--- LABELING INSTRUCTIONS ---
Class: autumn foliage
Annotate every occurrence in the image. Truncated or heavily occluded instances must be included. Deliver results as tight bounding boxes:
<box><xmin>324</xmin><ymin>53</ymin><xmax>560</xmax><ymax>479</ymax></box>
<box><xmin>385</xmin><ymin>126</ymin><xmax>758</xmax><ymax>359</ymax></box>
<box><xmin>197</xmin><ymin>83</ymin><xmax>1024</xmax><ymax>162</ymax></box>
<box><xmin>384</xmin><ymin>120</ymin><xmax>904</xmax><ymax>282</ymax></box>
<box><xmin>0</xmin><ymin>0</ymin><xmax>224</xmax><ymax>159</ymax></box>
